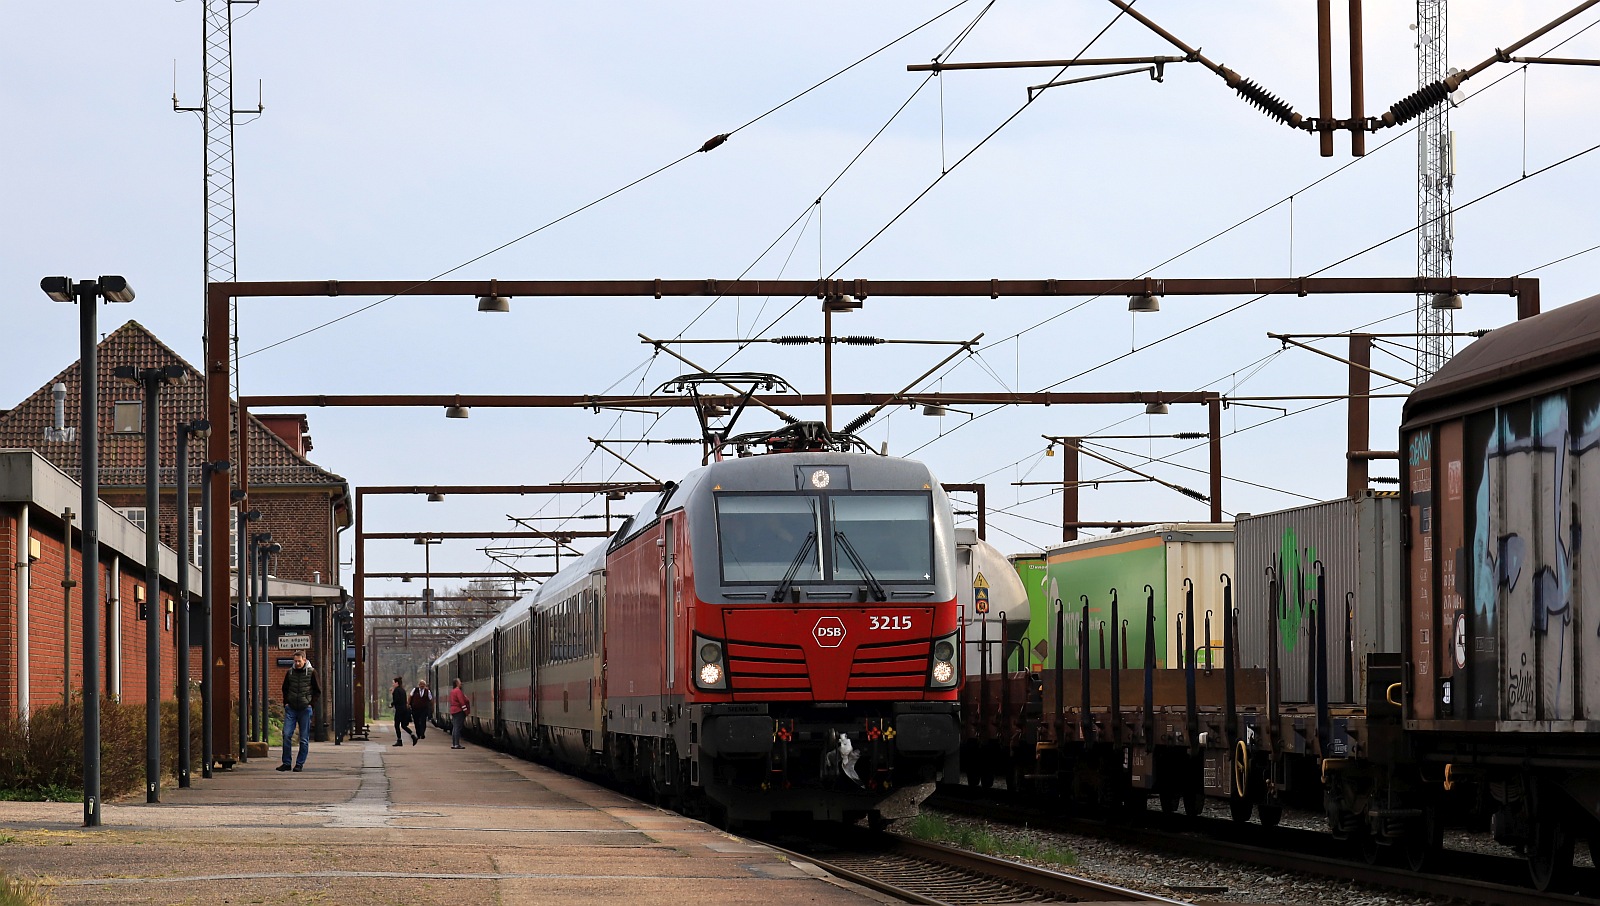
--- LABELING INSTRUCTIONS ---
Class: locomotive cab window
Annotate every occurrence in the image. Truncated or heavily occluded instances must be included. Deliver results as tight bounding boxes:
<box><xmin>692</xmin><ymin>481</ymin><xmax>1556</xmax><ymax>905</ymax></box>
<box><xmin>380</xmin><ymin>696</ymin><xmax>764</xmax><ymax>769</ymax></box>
<box><xmin>717</xmin><ymin>495</ymin><xmax>821</xmax><ymax>583</ymax></box>
<box><xmin>716</xmin><ymin>491</ymin><xmax>933</xmax><ymax>586</ymax></box>
<box><xmin>830</xmin><ymin>494</ymin><xmax>933</xmax><ymax>581</ymax></box>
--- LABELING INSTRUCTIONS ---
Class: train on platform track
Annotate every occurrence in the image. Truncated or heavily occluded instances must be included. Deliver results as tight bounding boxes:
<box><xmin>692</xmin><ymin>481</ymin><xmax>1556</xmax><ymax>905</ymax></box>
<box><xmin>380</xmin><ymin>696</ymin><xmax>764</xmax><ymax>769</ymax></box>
<box><xmin>955</xmin><ymin>291</ymin><xmax>1600</xmax><ymax>893</ymax></box>
<box><xmin>430</xmin><ymin>421</ymin><xmax>964</xmax><ymax>827</ymax></box>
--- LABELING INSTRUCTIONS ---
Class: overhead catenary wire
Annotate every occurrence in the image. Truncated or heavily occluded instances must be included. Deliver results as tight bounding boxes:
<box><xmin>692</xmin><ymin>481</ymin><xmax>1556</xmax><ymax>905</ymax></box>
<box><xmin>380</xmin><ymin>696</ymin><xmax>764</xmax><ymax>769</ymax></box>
<box><xmin>241</xmin><ymin>0</ymin><xmax>983</xmax><ymax>362</ymax></box>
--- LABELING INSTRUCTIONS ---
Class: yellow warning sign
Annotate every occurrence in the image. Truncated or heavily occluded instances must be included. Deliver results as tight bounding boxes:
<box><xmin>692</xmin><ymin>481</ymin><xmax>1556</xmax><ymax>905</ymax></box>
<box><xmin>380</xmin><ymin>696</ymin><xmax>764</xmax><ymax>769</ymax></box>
<box><xmin>974</xmin><ymin>572</ymin><xmax>990</xmax><ymax>614</ymax></box>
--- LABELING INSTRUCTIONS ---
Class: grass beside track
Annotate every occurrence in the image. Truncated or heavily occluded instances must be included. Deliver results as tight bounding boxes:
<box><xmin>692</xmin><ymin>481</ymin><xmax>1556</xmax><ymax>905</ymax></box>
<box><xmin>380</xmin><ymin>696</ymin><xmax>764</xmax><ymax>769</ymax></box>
<box><xmin>903</xmin><ymin>811</ymin><xmax>1078</xmax><ymax>868</ymax></box>
<box><xmin>0</xmin><ymin>874</ymin><xmax>49</xmax><ymax>906</ymax></box>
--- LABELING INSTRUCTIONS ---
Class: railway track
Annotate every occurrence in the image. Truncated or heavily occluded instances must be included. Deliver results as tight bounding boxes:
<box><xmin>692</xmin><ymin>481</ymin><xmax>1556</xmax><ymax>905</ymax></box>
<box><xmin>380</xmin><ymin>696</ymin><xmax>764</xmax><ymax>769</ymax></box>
<box><xmin>759</xmin><ymin>827</ymin><xmax>1187</xmax><ymax>905</ymax></box>
<box><xmin>928</xmin><ymin>788</ymin><xmax>1600</xmax><ymax>906</ymax></box>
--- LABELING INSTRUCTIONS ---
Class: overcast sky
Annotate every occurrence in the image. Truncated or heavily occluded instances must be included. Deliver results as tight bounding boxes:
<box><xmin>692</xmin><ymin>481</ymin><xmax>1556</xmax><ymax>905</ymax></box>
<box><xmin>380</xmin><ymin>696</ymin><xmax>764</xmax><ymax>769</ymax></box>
<box><xmin>4</xmin><ymin>2</ymin><xmax>1598</xmax><ymax>597</ymax></box>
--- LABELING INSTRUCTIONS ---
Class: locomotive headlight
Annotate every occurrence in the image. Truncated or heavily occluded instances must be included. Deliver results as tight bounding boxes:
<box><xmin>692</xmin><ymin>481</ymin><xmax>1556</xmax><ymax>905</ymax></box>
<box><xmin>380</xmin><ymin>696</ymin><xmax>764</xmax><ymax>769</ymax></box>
<box><xmin>928</xmin><ymin>629</ymin><xmax>960</xmax><ymax>689</ymax></box>
<box><xmin>693</xmin><ymin>634</ymin><xmax>728</xmax><ymax>691</ymax></box>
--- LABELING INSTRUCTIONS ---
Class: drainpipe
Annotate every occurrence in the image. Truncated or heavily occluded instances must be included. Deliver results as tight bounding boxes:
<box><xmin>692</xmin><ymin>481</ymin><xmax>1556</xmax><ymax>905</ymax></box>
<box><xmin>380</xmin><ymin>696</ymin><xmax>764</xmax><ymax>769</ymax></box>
<box><xmin>17</xmin><ymin>505</ymin><xmax>30</xmax><ymax>721</ymax></box>
<box><xmin>110</xmin><ymin>555</ymin><xmax>122</xmax><ymax>697</ymax></box>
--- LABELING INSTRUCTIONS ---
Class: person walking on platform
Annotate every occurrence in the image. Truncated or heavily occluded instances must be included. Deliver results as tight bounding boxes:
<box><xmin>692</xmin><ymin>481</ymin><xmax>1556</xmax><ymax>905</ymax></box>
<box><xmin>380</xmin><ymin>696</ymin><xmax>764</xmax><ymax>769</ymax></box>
<box><xmin>409</xmin><ymin>680</ymin><xmax>434</xmax><ymax>740</ymax></box>
<box><xmin>277</xmin><ymin>651</ymin><xmax>321</xmax><ymax>772</ymax></box>
<box><xmin>391</xmin><ymin>676</ymin><xmax>417</xmax><ymax>747</ymax></box>
<box><xmin>448</xmin><ymin>678</ymin><xmax>469</xmax><ymax>749</ymax></box>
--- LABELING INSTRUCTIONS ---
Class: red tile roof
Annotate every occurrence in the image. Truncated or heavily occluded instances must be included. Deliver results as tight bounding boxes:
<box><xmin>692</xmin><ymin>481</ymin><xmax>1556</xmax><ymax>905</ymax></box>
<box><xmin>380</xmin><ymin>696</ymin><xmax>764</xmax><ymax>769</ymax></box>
<box><xmin>0</xmin><ymin>320</ymin><xmax>348</xmax><ymax>492</ymax></box>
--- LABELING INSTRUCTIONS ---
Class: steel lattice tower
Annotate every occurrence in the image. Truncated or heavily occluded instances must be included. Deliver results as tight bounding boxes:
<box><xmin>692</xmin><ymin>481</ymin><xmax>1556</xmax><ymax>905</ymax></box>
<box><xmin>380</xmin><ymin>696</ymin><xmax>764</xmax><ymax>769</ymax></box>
<box><xmin>1416</xmin><ymin>0</ymin><xmax>1454</xmax><ymax>380</ymax></box>
<box><xmin>187</xmin><ymin>0</ymin><xmax>255</xmax><ymax>396</ymax></box>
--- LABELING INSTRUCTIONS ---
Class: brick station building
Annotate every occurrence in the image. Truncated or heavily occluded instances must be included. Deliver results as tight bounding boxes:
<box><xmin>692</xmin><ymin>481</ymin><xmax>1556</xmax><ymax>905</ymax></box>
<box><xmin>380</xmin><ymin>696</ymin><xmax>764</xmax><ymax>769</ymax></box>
<box><xmin>0</xmin><ymin>321</ymin><xmax>351</xmax><ymax>746</ymax></box>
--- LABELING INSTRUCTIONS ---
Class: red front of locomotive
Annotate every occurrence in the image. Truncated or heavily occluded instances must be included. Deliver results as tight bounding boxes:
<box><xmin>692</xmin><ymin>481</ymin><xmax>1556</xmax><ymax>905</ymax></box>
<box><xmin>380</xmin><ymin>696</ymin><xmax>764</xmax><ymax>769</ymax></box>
<box><xmin>667</xmin><ymin>452</ymin><xmax>963</xmax><ymax>824</ymax></box>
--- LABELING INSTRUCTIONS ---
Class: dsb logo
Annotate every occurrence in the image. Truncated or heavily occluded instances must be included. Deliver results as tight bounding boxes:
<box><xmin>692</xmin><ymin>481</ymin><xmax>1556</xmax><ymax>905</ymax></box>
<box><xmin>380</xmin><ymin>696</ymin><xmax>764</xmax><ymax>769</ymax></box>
<box><xmin>812</xmin><ymin>616</ymin><xmax>846</xmax><ymax>648</ymax></box>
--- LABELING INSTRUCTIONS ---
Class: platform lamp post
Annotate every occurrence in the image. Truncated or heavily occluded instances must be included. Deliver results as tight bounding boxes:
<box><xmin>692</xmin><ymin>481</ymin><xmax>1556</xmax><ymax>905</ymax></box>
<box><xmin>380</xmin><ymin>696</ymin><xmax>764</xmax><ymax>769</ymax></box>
<box><xmin>198</xmin><ymin>457</ymin><xmax>229</xmax><ymax>778</ymax></box>
<box><xmin>174</xmin><ymin>419</ymin><xmax>209</xmax><ymax>787</ymax></box>
<box><xmin>114</xmin><ymin>362</ymin><xmax>185</xmax><ymax>804</ymax></box>
<box><xmin>414</xmin><ymin>537</ymin><xmax>440</xmax><ymax>654</ymax></box>
<box><xmin>40</xmin><ymin>275</ymin><xmax>135</xmax><ymax>827</ymax></box>
<box><xmin>248</xmin><ymin>531</ymin><xmax>271</xmax><ymax>742</ymax></box>
<box><xmin>235</xmin><ymin>504</ymin><xmax>260</xmax><ymax>760</ymax></box>
<box><xmin>254</xmin><ymin>536</ymin><xmax>280</xmax><ymax>738</ymax></box>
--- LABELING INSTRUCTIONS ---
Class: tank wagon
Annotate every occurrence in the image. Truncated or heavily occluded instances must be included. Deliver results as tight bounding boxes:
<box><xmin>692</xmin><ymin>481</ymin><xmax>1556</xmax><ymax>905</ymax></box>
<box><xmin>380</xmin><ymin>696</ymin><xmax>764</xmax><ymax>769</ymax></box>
<box><xmin>432</xmin><ymin>432</ymin><xmax>964</xmax><ymax>827</ymax></box>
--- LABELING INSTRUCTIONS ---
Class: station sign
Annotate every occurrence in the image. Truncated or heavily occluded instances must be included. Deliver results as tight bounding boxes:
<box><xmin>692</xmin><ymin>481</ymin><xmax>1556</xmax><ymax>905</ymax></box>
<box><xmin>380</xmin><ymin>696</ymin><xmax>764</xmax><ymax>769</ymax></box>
<box><xmin>277</xmin><ymin>607</ymin><xmax>312</xmax><ymax>627</ymax></box>
<box><xmin>277</xmin><ymin>633</ymin><xmax>311</xmax><ymax>650</ymax></box>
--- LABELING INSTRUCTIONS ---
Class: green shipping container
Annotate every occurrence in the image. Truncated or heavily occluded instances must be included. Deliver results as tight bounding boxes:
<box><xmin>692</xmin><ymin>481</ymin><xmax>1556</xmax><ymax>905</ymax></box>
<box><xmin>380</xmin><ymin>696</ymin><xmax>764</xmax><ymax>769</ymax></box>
<box><xmin>1008</xmin><ymin>553</ymin><xmax>1048</xmax><ymax>670</ymax></box>
<box><xmin>1039</xmin><ymin>524</ymin><xmax>1234</xmax><ymax>672</ymax></box>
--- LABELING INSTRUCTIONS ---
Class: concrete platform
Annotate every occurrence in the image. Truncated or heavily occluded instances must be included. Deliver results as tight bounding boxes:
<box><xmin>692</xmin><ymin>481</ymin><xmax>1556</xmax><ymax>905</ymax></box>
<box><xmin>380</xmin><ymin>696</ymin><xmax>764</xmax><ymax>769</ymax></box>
<box><xmin>0</xmin><ymin>732</ymin><xmax>892</xmax><ymax>905</ymax></box>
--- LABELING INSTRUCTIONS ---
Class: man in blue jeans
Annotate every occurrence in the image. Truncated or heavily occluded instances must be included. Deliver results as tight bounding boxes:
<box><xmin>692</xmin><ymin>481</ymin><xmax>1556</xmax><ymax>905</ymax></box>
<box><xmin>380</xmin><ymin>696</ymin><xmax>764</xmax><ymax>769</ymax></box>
<box><xmin>277</xmin><ymin>651</ymin><xmax>321</xmax><ymax>772</ymax></box>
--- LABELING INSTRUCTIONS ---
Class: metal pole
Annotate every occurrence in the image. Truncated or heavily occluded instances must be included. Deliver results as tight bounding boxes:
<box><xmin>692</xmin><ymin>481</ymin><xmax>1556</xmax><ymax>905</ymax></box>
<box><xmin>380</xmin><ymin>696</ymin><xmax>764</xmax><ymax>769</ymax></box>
<box><xmin>824</xmin><ymin>305</ymin><xmax>833</xmax><ymax>433</ymax></box>
<box><xmin>199</xmin><ymin>461</ymin><xmax>219</xmax><ymax>778</ymax></box>
<box><xmin>237</xmin><ymin>511</ymin><xmax>249</xmax><ymax>761</ymax></box>
<box><xmin>142</xmin><ymin>371</ymin><xmax>162</xmax><ymax>803</ymax></box>
<box><xmin>257</xmin><ymin>542</ymin><xmax>270</xmax><ymax>737</ymax></box>
<box><xmin>1316</xmin><ymin>0</ymin><xmax>1335</xmax><ymax>157</ymax></box>
<box><xmin>176</xmin><ymin>424</ymin><xmax>191</xmax><ymax>788</ymax></box>
<box><xmin>1348</xmin><ymin>334</ymin><xmax>1373</xmax><ymax>497</ymax></box>
<box><xmin>76</xmin><ymin>283</ymin><xmax>102</xmax><ymax>827</ymax></box>
<box><xmin>1062</xmin><ymin>439</ymin><xmax>1079</xmax><ymax>542</ymax></box>
<box><xmin>1208</xmin><ymin>399</ymin><xmax>1223</xmax><ymax>521</ymax></box>
<box><xmin>1348</xmin><ymin>0</ymin><xmax>1367</xmax><ymax>156</ymax></box>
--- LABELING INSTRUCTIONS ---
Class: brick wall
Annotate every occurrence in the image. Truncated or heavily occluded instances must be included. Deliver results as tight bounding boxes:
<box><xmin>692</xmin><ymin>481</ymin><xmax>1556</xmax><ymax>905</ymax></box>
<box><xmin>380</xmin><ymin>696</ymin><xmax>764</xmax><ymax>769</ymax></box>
<box><xmin>100</xmin><ymin>488</ymin><xmax>340</xmax><ymax>585</ymax></box>
<box><xmin>1</xmin><ymin>508</ymin><xmax>186</xmax><ymax>715</ymax></box>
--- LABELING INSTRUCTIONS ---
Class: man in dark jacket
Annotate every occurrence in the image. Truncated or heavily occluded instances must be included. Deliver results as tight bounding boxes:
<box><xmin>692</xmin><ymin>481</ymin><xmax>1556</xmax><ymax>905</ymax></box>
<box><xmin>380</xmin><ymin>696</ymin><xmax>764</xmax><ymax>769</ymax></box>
<box><xmin>391</xmin><ymin>677</ymin><xmax>417</xmax><ymax>747</ymax></box>
<box><xmin>278</xmin><ymin>651</ymin><xmax>321</xmax><ymax>772</ymax></box>
<box><xmin>409</xmin><ymin>680</ymin><xmax>434</xmax><ymax>740</ymax></box>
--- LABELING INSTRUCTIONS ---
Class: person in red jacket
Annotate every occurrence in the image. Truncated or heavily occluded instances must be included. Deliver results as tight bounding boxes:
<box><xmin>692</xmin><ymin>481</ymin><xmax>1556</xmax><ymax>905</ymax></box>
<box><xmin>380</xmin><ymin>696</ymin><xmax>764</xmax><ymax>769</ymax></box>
<box><xmin>448</xmin><ymin>678</ymin><xmax>470</xmax><ymax>750</ymax></box>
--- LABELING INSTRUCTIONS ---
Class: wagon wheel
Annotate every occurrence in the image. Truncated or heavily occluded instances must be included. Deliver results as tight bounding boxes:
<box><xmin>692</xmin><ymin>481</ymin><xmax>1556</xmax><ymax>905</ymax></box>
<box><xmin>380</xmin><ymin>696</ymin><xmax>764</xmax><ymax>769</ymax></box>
<box><xmin>1182</xmin><ymin>784</ymin><xmax>1205</xmax><ymax>818</ymax></box>
<box><xmin>1357</xmin><ymin>827</ymin><xmax>1382</xmax><ymax>866</ymax></box>
<box><xmin>1159</xmin><ymin>789</ymin><xmax>1181</xmax><ymax>814</ymax></box>
<box><xmin>1256</xmin><ymin>801</ymin><xmax>1283</xmax><ymax>828</ymax></box>
<box><xmin>1528</xmin><ymin>812</ymin><xmax>1575</xmax><ymax>893</ymax></box>
<box><xmin>1401</xmin><ymin>806</ymin><xmax>1441</xmax><ymax>873</ymax></box>
<box><xmin>1228</xmin><ymin>795</ymin><xmax>1252</xmax><ymax>824</ymax></box>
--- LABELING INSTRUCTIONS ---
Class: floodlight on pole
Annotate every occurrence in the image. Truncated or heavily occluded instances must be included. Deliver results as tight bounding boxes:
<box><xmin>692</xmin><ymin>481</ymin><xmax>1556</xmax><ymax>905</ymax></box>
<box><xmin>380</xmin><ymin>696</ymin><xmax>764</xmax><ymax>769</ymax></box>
<box><xmin>426</xmin><ymin>492</ymin><xmax>446</xmax><ymax>502</ymax></box>
<box><xmin>1128</xmin><ymin>293</ymin><xmax>1161</xmax><ymax>312</ymax></box>
<box><xmin>117</xmin><ymin>362</ymin><xmax>185</xmax><ymax>803</ymax></box>
<box><xmin>41</xmin><ymin>275</ymin><xmax>135</xmax><ymax>828</ymax></box>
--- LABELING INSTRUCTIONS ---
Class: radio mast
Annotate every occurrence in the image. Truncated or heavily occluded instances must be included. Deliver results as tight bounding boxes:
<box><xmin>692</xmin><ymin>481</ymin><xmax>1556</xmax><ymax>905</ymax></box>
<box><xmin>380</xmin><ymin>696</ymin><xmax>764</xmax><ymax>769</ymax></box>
<box><xmin>176</xmin><ymin>0</ymin><xmax>261</xmax><ymax>400</ymax></box>
<box><xmin>1416</xmin><ymin>0</ymin><xmax>1455</xmax><ymax>380</ymax></box>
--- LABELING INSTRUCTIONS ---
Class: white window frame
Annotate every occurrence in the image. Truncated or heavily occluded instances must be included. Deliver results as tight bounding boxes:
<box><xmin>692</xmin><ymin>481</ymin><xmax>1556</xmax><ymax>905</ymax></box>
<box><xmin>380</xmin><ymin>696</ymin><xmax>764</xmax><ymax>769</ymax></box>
<box><xmin>193</xmin><ymin>506</ymin><xmax>240</xmax><ymax>569</ymax></box>
<box><xmin>116</xmin><ymin>506</ymin><xmax>146</xmax><ymax>533</ymax></box>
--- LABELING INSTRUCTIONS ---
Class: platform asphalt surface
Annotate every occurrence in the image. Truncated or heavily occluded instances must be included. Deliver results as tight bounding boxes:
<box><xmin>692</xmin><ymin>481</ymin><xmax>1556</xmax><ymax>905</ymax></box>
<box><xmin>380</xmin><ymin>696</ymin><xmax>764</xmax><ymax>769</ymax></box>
<box><xmin>0</xmin><ymin>732</ymin><xmax>893</xmax><ymax>905</ymax></box>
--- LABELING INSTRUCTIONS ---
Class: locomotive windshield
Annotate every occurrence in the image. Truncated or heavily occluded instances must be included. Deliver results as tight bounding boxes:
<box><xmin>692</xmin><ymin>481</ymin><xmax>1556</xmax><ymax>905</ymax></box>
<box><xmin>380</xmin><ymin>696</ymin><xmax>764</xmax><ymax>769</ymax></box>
<box><xmin>717</xmin><ymin>495</ymin><xmax>821</xmax><ymax>582</ymax></box>
<box><xmin>830</xmin><ymin>494</ymin><xmax>933</xmax><ymax>581</ymax></box>
<box><xmin>717</xmin><ymin>491</ymin><xmax>932</xmax><ymax>585</ymax></box>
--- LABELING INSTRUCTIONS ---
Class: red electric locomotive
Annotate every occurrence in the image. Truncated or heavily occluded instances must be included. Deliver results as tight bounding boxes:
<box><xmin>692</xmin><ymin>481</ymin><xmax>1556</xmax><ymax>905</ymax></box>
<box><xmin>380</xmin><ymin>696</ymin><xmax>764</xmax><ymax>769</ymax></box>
<box><xmin>436</xmin><ymin>416</ymin><xmax>964</xmax><ymax>827</ymax></box>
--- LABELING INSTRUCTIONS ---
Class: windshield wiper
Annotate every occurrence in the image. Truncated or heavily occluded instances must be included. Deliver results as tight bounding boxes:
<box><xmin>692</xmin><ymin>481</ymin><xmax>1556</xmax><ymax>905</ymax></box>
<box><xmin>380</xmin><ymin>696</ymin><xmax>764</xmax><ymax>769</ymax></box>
<box><xmin>771</xmin><ymin>532</ymin><xmax>817</xmax><ymax>603</ymax></box>
<box><xmin>833</xmin><ymin>530</ymin><xmax>887</xmax><ymax>602</ymax></box>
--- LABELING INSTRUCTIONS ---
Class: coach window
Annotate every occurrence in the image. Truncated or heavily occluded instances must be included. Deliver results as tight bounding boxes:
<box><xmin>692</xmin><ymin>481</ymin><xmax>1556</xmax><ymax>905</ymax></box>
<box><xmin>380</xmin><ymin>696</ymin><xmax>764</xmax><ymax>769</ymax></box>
<box><xmin>830</xmin><ymin>493</ymin><xmax>934</xmax><ymax>582</ymax></box>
